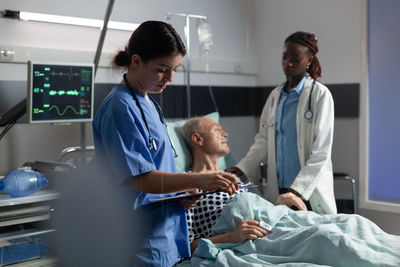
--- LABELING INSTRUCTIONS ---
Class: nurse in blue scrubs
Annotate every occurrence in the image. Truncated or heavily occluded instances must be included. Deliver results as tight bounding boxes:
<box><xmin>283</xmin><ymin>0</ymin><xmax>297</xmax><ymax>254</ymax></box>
<box><xmin>92</xmin><ymin>21</ymin><xmax>238</xmax><ymax>266</ymax></box>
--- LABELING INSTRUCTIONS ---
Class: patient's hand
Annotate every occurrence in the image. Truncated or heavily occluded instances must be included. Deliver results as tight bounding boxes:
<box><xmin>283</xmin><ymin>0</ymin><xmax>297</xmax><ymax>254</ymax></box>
<box><xmin>275</xmin><ymin>192</ymin><xmax>307</xmax><ymax>211</ymax></box>
<box><xmin>191</xmin><ymin>220</ymin><xmax>268</xmax><ymax>253</ymax></box>
<box><xmin>179</xmin><ymin>189</ymin><xmax>203</xmax><ymax>210</ymax></box>
<box><xmin>225</xmin><ymin>166</ymin><xmax>243</xmax><ymax>177</ymax></box>
<box><xmin>228</xmin><ymin>220</ymin><xmax>268</xmax><ymax>243</ymax></box>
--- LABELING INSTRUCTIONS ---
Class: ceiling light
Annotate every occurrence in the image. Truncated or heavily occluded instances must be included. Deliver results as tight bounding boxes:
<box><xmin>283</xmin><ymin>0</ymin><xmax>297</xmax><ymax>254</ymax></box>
<box><xmin>1</xmin><ymin>10</ymin><xmax>138</xmax><ymax>31</ymax></box>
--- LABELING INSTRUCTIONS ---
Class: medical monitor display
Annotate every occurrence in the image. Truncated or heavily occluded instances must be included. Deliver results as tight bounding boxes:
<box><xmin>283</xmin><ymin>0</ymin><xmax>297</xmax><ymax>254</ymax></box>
<box><xmin>27</xmin><ymin>62</ymin><xmax>94</xmax><ymax>123</ymax></box>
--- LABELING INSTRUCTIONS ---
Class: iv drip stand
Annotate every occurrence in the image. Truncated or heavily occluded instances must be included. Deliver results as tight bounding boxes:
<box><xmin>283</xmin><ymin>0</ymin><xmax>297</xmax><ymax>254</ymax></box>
<box><xmin>166</xmin><ymin>13</ymin><xmax>207</xmax><ymax>118</ymax></box>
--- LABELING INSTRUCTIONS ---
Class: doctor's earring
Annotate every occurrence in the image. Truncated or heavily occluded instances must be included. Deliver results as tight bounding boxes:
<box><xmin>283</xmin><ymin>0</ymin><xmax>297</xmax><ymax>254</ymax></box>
<box><xmin>306</xmin><ymin>63</ymin><xmax>310</xmax><ymax>70</ymax></box>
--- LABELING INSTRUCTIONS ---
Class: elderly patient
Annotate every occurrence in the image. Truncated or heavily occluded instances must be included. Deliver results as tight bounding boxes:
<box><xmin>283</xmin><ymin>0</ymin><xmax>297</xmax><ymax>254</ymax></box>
<box><xmin>180</xmin><ymin>116</ymin><xmax>268</xmax><ymax>252</ymax></box>
<box><xmin>179</xmin><ymin>117</ymin><xmax>400</xmax><ymax>267</ymax></box>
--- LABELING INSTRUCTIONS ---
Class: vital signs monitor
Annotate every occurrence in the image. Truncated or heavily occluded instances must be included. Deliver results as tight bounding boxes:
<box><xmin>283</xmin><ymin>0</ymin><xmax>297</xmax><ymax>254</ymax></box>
<box><xmin>27</xmin><ymin>61</ymin><xmax>94</xmax><ymax>123</ymax></box>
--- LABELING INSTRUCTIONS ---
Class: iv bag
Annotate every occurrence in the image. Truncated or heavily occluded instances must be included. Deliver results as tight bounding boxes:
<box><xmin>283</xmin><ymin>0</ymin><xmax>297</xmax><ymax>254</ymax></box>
<box><xmin>197</xmin><ymin>21</ymin><xmax>213</xmax><ymax>53</ymax></box>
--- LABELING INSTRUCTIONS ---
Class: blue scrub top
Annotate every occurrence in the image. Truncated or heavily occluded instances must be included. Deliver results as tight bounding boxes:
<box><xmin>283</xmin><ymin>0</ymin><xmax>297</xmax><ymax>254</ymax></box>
<box><xmin>275</xmin><ymin>76</ymin><xmax>305</xmax><ymax>188</ymax></box>
<box><xmin>92</xmin><ymin>83</ymin><xmax>190</xmax><ymax>266</ymax></box>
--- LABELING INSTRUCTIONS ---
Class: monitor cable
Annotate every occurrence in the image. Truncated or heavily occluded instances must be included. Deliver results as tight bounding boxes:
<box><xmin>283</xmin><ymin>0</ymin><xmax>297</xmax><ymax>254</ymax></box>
<box><xmin>0</xmin><ymin>121</ymin><xmax>16</xmax><ymax>141</ymax></box>
<box><xmin>0</xmin><ymin>98</ymin><xmax>26</xmax><ymax>141</ymax></box>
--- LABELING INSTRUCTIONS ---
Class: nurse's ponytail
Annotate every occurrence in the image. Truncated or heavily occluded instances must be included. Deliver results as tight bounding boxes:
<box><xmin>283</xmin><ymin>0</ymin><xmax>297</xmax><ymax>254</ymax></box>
<box><xmin>113</xmin><ymin>49</ymin><xmax>130</xmax><ymax>68</ymax></box>
<box><xmin>112</xmin><ymin>21</ymin><xmax>186</xmax><ymax>69</ymax></box>
<box><xmin>285</xmin><ymin>31</ymin><xmax>322</xmax><ymax>79</ymax></box>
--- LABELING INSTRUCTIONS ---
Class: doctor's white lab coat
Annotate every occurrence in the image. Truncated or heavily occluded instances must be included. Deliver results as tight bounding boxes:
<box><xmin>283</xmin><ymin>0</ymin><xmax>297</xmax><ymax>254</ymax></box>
<box><xmin>237</xmin><ymin>76</ymin><xmax>337</xmax><ymax>214</ymax></box>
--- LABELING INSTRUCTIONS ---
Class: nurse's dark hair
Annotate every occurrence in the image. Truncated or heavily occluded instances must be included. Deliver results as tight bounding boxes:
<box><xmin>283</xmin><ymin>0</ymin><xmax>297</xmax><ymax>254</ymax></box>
<box><xmin>112</xmin><ymin>21</ymin><xmax>186</xmax><ymax>68</ymax></box>
<box><xmin>285</xmin><ymin>31</ymin><xmax>321</xmax><ymax>79</ymax></box>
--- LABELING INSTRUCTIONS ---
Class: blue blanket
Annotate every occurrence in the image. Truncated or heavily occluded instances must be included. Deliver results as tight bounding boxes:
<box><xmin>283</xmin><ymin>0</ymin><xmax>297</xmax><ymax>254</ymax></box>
<box><xmin>179</xmin><ymin>192</ymin><xmax>400</xmax><ymax>267</ymax></box>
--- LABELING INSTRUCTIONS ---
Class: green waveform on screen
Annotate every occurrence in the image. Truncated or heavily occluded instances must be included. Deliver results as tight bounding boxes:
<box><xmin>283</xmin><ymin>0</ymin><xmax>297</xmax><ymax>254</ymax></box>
<box><xmin>48</xmin><ymin>105</ymin><xmax>83</xmax><ymax>116</ymax></box>
<box><xmin>50</xmin><ymin>70</ymin><xmax>80</xmax><ymax>80</ymax></box>
<box><xmin>49</xmin><ymin>90</ymin><xmax>80</xmax><ymax>96</ymax></box>
<box><xmin>34</xmin><ymin>68</ymin><xmax>92</xmax><ymax>84</ymax></box>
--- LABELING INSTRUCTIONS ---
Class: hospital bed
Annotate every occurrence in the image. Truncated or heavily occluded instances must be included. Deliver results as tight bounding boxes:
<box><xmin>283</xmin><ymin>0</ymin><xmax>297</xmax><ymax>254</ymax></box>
<box><xmin>47</xmin><ymin>112</ymin><xmax>398</xmax><ymax>266</ymax></box>
<box><xmin>177</xmin><ymin>192</ymin><xmax>400</xmax><ymax>267</ymax></box>
<box><xmin>333</xmin><ymin>172</ymin><xmax>357</xmax><ymax>214</ymax></box>
<box><xmin>166</xmin><ymin>113</ymin><xmax>400</xmax><ymax>266</ymax></box>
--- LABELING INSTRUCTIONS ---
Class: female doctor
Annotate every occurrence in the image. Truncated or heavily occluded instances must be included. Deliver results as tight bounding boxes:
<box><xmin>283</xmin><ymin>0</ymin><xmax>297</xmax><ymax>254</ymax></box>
<box><xmin>92</xmin><ymin>21</ymin><xmax>238</xmax><ymax>266</ymax></box>
<box><xmin>227</xmin><ymin>31</ymin><xmax>336</xmax><ymax>214</ymax></box>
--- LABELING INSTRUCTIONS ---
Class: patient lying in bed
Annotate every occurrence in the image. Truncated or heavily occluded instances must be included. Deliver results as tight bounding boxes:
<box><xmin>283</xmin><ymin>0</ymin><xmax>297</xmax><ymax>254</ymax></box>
<box><xmin>179</xmin><ymin>116</ymin><xmax>400</xmax><ymax>267</ymax></box>
<box><xmin>179</xmin><ymin>116</ymin><xmax>268</xmax><ymax>253</ymax></box>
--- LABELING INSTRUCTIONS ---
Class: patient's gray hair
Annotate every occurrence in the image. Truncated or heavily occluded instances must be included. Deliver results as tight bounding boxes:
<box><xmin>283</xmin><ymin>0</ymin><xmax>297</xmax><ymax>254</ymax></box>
<box><xmin>180</xmin><ymin>117</ymin><xmax>204</xmax><ymax>149</ymax></box>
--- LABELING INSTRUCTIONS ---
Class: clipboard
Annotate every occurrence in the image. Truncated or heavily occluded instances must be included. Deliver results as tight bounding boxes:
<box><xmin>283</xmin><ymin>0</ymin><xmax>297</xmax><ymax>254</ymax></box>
<box><xmin>148</xmin><ymin>183</ymin><xmax>257</xmax><ymax>203</ymax></box>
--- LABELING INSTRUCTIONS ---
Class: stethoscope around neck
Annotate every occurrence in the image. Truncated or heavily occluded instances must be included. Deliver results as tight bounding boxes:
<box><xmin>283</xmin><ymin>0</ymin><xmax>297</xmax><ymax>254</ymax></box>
<box><xmin>304</xmin><ymin>79</ymin><xmax>317</xmax><ymax>120</ymax></box>
<box><xmin>269</xmin><ymin>78</ymin><xmax>317</xmax><ymax>125</ymax></box>
<box><xmin>123</xmin><ymin>74</ymin><xmax>178</xmax><ymax>158</ymax></box>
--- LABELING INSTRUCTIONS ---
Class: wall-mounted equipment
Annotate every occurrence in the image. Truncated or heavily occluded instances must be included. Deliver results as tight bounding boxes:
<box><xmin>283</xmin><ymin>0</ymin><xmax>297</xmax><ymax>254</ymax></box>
<box><xmin>26</xmin><ymin>61</ymin><xmax>94</xmax><ymax>124</ymax></box>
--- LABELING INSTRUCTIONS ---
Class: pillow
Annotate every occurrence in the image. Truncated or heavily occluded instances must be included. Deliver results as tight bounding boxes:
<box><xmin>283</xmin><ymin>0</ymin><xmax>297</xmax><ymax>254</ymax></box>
<box><xmin>166</xmin><ymin>112</ymin><xmax>236</xmax><ymax>172</ymax></box>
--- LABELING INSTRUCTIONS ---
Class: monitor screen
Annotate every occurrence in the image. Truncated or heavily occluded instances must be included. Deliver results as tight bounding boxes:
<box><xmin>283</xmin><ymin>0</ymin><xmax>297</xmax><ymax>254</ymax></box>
<box><xmin>27</xmin><ymin>62</ymin><xmax>94</xmax><ymax>123</ymax></box>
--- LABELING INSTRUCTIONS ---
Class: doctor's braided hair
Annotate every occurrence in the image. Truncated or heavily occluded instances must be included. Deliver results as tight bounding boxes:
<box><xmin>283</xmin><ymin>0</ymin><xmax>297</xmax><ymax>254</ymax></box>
<box><xmin>285</xmin><ymin>31</ymin><xmax>321</xmax><ymax>79</ymax></box>
<box><xmin>112</xmin><ymin>21</ymin><xmax>186</xmax><ymax>68</ymax></box>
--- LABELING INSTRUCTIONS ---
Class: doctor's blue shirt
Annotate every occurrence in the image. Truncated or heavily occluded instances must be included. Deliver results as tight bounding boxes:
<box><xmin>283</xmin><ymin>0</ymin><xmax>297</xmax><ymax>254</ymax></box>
<box><xmin>92</xmin><ymin>83</ymin><xmax>190</xmax><ymax>266</ymax></box>
<box><xmin>275</xmin><ymin>76</ymin><xmax>305</xmax><ymax>189</ymax></box>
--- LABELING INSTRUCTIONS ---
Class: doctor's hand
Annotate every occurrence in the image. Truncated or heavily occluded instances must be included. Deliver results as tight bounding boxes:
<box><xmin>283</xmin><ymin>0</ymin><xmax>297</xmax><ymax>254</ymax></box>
<box><xmin>275</xmin><ymin>192</ymin><xmax>307</xmax><ymax>211</ymax></box>
<box><xmin>228</xmin><ymin>220</ymin><xmax>268</xmax><ymax>243</ymax></box>
<box><xmin>225</xmin><ymin>166</ymin><xmax>243</xmax><ymax>177</ymax></box>
<box><xmin>196</xmin><ymin>172</ymin><xmax>239</xmax><ymax>195</ymax></box>
<box><xmin>179</xmin><ymin>189</ymin><xmax>203</xmax><ymax>210</ymax></box>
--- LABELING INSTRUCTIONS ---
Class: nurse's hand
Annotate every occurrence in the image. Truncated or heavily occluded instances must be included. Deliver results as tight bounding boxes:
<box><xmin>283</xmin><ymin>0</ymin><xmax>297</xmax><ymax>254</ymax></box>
<box><xmin>196</xmin><ymin>172</ymin><xmax>239</xmax><ymax>195</ymax></box>
<box><xmin>179</xmin><ymin>189</ymin><xmax>203</xmax><ymax>210</ymax></box>
<box><xmin>275</xmin><ymin>192</ymin><xmax>307</xmax><ymax>211</ymax></box>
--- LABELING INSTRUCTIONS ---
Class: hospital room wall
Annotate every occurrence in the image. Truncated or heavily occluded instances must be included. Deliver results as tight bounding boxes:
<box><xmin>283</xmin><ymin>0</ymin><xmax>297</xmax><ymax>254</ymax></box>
<box><xmin>253</xmin><ymin>0</ymin><xmax>400</xmax><ymax>235</ymax></box>
<box><xmin>253</xmin><ymin>0</ymin><xmax>364</xmax><ymax>178</ymax></box>
<box><xmin>0</xmin><ymin>0</ymin><xmax>258</xmax><ymax>173</ymax></box>
<box><xmin>0</xmin><ymin>0</ymin><xmax>399</xmax><ymax>234</ymax></box>
<box><xmin>0</xmin><ymin>0</ymin><xmax>362</xmax><ymax>175</ymax></box>
<box><xmin>251</xmin><ymin>1</ymin><xmax>358</xmax><ymax>173</ymax></box>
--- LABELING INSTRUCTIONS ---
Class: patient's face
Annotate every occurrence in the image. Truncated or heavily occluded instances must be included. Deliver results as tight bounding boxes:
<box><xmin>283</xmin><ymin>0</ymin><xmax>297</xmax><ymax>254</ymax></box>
<box><xmin>199</xmin><ymin>118</ymin><xmax>230</xmax><ymax>156</ymax></box>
